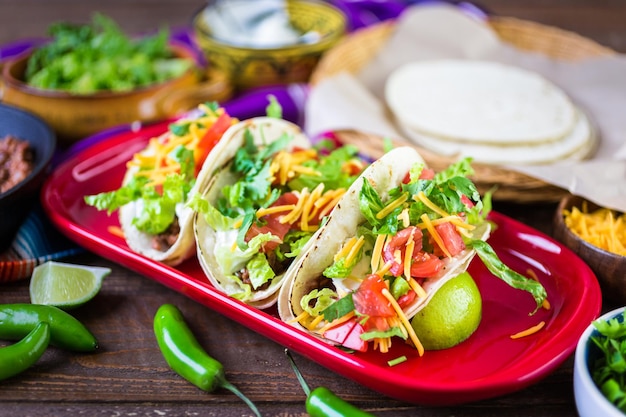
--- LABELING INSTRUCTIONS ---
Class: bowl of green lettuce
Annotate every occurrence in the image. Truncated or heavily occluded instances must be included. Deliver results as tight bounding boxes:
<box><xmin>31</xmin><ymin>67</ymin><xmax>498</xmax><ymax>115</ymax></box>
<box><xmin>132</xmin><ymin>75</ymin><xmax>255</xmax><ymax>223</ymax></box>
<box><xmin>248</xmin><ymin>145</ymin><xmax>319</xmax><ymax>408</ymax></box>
<box><xmin>1</xmin><ymin>13</ymin><xmax>232</xmax><ymax>143</ymax></box>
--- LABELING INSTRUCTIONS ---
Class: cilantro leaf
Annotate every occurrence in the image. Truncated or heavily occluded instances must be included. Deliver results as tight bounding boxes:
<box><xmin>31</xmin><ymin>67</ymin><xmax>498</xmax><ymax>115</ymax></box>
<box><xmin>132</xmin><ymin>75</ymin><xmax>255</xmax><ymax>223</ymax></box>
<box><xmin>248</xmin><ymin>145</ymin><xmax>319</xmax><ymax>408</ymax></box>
<box><xmin>288</xmin><ymin>145</ymin><xmax>361</xmax><ymax>191</ymax></box>
<box><xmin>25</xmin><ymin>13</ymin><xmax>191</xmax><ymax>94</ymax></box>
<box><xmin>322</xmin><ymin>294</ymin><xmax>355</xmax><ymax>322</ymax></box>
<box><xmin>590</xmin><ymin>315</ymin><xmax>626</xmax><ymax>411</ymax></box>
<box><xmin>265</xmin><ymin>94</ymin><xmax>283</xmax><ymax>118</ymax></box>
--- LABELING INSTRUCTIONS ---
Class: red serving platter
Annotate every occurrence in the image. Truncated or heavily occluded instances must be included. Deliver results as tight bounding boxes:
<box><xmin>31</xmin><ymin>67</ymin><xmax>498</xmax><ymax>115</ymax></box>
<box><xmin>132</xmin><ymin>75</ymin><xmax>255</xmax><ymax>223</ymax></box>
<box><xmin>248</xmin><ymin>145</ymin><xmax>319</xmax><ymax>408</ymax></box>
<box><xmin>41</xmin><ymin>119</ymin><xmax>602</xmax><ymax>406</ymax></box>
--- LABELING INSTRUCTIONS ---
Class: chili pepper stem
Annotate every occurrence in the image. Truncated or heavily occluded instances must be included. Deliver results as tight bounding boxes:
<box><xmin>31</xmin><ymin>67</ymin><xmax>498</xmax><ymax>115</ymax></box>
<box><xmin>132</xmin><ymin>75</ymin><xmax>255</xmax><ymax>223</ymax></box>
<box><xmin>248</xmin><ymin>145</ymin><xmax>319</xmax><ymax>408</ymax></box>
<box><xmin>285</xmin><ymin>349</ymin><xmax>377</xmax><ymax>417</ymax></box>
<box><xmin>285</xmin><ymin>349</ymin><xmax>312</xmax><ymax>396</ymax></box>
<box><xmin>220</xmin><ymin>378</ymin><xmax>262</xmax><ymax>417</ymax></box>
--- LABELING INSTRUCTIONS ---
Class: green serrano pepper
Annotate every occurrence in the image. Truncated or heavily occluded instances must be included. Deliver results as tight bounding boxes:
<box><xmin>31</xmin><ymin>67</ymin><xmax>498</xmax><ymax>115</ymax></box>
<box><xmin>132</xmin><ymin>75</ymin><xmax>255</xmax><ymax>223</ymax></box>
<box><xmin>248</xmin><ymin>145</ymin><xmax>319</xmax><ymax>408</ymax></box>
<box><xmin>0</xmin><ymin>304</ymin><xmax>98</xmax><ymax>352</ymax></box>
<box><xmin>153</xmin><ymin>304</ymin><xmax>261</xmax><ymax>417</ymax></box>
<box><xmin>286</xmin><ymin>349</ymin><xmax>376</xmax><ymax>417</ymax></box>
<box><xmin>0</xmin><ymin>321</ymin><xmax>50</xmax><ymax>381</ymax></box>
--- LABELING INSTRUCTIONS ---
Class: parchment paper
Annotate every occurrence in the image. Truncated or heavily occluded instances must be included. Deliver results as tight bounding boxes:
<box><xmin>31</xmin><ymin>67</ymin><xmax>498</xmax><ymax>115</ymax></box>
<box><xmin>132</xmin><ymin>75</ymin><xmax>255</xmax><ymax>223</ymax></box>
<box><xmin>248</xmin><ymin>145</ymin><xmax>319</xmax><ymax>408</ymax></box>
<box><xmin>305</xmin><ymin>4</ymin><xmax>626</xmax><ymax>212</ymax></box>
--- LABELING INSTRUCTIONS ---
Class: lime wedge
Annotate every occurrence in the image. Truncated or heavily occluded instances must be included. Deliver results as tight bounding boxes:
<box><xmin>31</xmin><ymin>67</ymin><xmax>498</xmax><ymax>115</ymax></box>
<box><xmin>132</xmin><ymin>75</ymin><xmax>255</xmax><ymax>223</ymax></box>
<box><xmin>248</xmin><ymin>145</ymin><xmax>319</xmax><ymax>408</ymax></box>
<box><xmin>29</xmin><ymin>261</ymin><xmax>111</xmax><ymax>309</ymax></box>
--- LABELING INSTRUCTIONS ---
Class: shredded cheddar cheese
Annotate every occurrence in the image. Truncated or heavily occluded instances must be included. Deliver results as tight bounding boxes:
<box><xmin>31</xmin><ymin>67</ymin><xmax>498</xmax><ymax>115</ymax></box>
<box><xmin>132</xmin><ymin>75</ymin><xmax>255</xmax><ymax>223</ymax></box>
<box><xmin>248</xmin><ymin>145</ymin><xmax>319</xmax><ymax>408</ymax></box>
<box><xmin>255</xmin><ymin>204</ymin><xmax>297</xmax><ymax>218</ymax></box>
<box><xmin>318</xmin><ymin>311</ymin><xmax>356</xmax><ymax>334</ymax></box>
<box><xmin>376</xmin><ymin>261</ymin><xmax>393</xmax><ymax>277</ymax></box>
<box><xmin>126</xmin><ymin>108</ymin><xmax>228</xmax><ymax>186</ymax></box>
<box><xmin>382</xmin><ymin>288</ymin><xmax>424</xmax><ymax>356</ymax></box>
<box><xmin>306</xmin><ymin>314</ymin><xmax>325</xmax><ymax>331</ymax></box>
<box><xmin>273</xmin><ymin>186</ymin><xmax>345</xmax><ymax>232</ymax></box>
<box><xmin>398</xmin><ymin>208</ymin><xmax>411</xmax><ymax>228</ymax></box>
<box><xmin>316</xmin><ymin>189</ymin><xmax>345</xmax><ymax>218</ymax></box>
<box><xmin>420</xmin><ymin>213</ymin><xmax>452</xmax><ymax>258</ymax></box>
<box><xmin>335</xmin><ymin>237</ymin><xmax>359</xmax><ymax>262</ymax></box>
<box><xmin>107</xmin><ymin>225</ymin><xmax>125</xmax><ymax>239</ymax></box>
<box><xmin>290</xmin><ymin>310</ymin><xmax>310</xmax><ymax>325</ymax></box>
<box><xmin>404</xmin><ymin>233</ymin><xmax>416</xmax><ymax>280</ymax></box>
<box><xmin>527</xmin><ymin>269</ymin><xmax>551</xmax><ymax>310</ymax></box>
<box><xmin>408</xmin><ymin>277</ymin><xmax>427</xmax><ymax>298</ymax></box>
<box><xmin>345</xmin><ymin>236</ymin><xmax>365</xmax><ymax>266</ymax></box>
<box><xmin>415</xmin><ymin>191</ymin><xmax>450</xmax><ymax>218</ymax></box>
<box><xmin>376</xmin><ymin>192</ymin><xmax>409</xmax><ymax>219</ymax></box>
<box><xmin>564</xmin><ymin>204</ymin><xmax>626</xmax><ymax>256</ymax></box>
<box><xmin>270</xmin><ymin>149</ymin><xmax>320</xmax><ymax>185</ymax></box>
<box><xmin>281</xmin><ymin>188</ymin><xmax>309</xmax><ymax>225</ymax></box>
<box><xmin>371</xmin><ymin>234</ymin><xmax>388</xmax><ymax>273</ymax></box>
<box><xmin>510</xmin><ymin>321</ymin><xmax>545</xmax><ymax>339</ymax></box>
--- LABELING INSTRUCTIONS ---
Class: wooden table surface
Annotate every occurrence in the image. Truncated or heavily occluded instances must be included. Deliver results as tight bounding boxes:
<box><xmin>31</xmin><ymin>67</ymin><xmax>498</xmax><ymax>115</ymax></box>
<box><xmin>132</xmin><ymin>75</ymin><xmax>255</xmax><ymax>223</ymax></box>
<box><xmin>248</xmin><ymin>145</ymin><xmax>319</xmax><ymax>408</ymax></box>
<box><xmin>1</xmin><ymin>1</ymin><xmax>625</xmax><ymax>416</ymax></box>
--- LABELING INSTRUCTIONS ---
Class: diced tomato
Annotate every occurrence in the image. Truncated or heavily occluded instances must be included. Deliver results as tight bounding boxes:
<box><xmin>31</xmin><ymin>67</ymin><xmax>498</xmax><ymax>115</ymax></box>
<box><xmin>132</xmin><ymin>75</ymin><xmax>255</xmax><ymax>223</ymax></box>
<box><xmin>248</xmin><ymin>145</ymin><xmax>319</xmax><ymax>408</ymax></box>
<box><xmin>382</xmin><ymin>226</ymin><xmax>423</xmax><ymax>276</ymax></box>
<box><xmin>461</xmin><ymin>194</ymin><xmax>474</xmax><ymax>208</ymax></box>
<box><xmin>245</xmin><ymin>192</ymin><xmax>298</xmax><ymax>252</ymax></box>
<box><xmin>352</xmin><ymin>275</ymin><xmax>395</xmax><ymax>317</ymax></box>
<box><xmin>396</xmin><ymin>290</ymin><xmax>417</xmax><ymax>309</ymax></box>
<box><xmin>195</xmin><ymin>112</ymin><xmax>233</xmax><ymax>172</ymax></box>
<box><xmin>409</xmin><ymin>252</ymin><xmax>444</xmax><ymax>278</ymax></box>
<box><xmin>323</xmin><ymin>318</ymin><xmax>368</xmax><ymax>352</ymax></box>
<box><xmin>341</xmin><ymin>159</ymin><xmax>364</xmax><ymax>176</ymax></box>
<box><xmin>361</xmin><ymin>315</ymin><xmax>391</xmax><ymax>333</ymax></box>
<box><xmin>419</xmin><ymin>168</ymin><xmax>435</xmax><ymax>180</ymax></box>
<box><xmin>434</xmin><ymin>222</ymin><xmax>466</xmax><ymax>257</ymax></box>
<box><xmin>401</xmin><ymin>167</ymin><xmax>435</xmax><ymax>184</ymax></box>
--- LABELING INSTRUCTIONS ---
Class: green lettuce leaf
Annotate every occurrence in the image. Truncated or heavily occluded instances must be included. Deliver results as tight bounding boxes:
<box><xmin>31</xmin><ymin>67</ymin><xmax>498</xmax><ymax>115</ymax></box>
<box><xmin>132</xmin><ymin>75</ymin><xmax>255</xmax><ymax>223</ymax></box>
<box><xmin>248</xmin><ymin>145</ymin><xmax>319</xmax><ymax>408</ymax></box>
<box><xmin>214</xmin><ymin>231</ymin><xmax>278</xmax><ymax>276</ymax></box>
<box><xmin>361</xmin><ymin>326</ymin><xmax>406</xmax><ymax>341</ymax></box>
<box><xmin>469</xmin><ymin>239</ymin><xmax>547</xmax><ymax>313</ymax></box>
<box><xmin>188</xmin><ymin>194</ymin><xmax>237</xmax><ymax>231</ymax></box>
<box><xmin>301</xmin><ymin>288</ymin><xmax>337</xmax><ymax>317</ymax></box>
<box><xmin>247</xmin><ymin>253</ymin><xmax>276</xmax><ymax>290</ymax></box>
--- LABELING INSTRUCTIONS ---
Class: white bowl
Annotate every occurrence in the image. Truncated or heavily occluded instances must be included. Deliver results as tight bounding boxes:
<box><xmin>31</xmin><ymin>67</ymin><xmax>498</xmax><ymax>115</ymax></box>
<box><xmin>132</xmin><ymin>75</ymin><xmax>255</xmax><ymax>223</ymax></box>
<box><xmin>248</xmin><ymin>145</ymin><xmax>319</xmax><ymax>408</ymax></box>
<box><xmin>574</xmin><ymin>306</ymin><xmax>626</xmax><ymax>417</ymax></box>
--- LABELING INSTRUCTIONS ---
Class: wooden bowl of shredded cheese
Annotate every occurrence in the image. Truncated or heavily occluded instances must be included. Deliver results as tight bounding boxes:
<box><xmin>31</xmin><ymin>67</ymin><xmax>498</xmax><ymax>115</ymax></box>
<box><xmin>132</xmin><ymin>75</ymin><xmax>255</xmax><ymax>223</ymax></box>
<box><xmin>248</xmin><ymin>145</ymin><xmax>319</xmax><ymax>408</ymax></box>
<box><xmin>554</xmin><ymin>194</ymin><xmax>626</xmax><ymax>303</ymax></box>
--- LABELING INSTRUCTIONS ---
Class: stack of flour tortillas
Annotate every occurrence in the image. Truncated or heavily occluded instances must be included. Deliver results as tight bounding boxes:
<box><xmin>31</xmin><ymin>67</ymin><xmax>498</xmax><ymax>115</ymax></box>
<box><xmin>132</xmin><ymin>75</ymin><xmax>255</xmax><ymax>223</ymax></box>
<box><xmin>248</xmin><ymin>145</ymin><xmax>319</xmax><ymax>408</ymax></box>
<box><xmin>385</xmin><ymin>59</ymin><xmax>597</xmax><ymax>165</ymax></box>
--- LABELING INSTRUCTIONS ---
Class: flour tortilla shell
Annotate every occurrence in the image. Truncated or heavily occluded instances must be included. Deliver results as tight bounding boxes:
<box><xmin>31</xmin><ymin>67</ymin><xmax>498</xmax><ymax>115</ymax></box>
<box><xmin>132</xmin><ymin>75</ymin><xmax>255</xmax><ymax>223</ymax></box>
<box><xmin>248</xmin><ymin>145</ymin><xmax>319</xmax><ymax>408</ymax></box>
<box><xmin>385</xmin><ymin>59</ymin><xmax>577</xmax><ymax>145</ymax></box>
<box><xmin>278</xmin><ymin>146</ymin><xmax>491</xmax><ymax>338</ymax></box>
<box><xmin>119</xmin><ymin>130</ymin><xmax>201</xmax><ymax>266</ymax></box>
<box><xmin>194</xmin><ymin>117</ymin><xmax>313</xmax><ymax>309</ymax></box>
<box><xmin>398</xmin><ymin>108</ymin><xmax>597</xmax><ymax>164</ymax></box>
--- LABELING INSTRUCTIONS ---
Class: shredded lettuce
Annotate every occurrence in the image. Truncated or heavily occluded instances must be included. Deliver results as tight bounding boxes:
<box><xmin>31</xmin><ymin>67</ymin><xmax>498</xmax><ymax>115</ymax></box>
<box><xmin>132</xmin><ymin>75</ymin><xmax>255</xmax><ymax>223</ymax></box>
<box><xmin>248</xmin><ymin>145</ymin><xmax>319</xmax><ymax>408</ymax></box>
<box><xmin>301</xmin><ymin>288</ymin><xmax>338</xmax><ymax>317</ymax></box>
<box><xmin>276</xmin><ymin>230</ymin><xmax>313</xmax><ymax>261</ymax></box>
<box><xmin>85</xmin><ymin>135</ymin><xmax>196</xmax><ymax>235</ymax></box>
<box><xmin>214</xmin><ymin>232</ymin><xmax>278</xmax><ymax>276</ymax></box>
<box><xmin>247</xmin><ymin>253</ymin><xmax>276</xmax><ymax>290</ymax></box>
<box><xmin>84</xmin><ymin>175</ymin><xmax>148</xmax><ymax>214</ymax></box>
<box><xmin>361</xmin><ymin>326</ymin><xmax>406</xmax><ymax>342</ymax></box>
<box><xmin>189</xmin><ymin>194</ymin><xmax>237</xmax><ymax>231</ymax></box>
<box><xmin>469</xmin><ymin>239</ymin><xmax>547</xmax><ymax>313</ymax></box>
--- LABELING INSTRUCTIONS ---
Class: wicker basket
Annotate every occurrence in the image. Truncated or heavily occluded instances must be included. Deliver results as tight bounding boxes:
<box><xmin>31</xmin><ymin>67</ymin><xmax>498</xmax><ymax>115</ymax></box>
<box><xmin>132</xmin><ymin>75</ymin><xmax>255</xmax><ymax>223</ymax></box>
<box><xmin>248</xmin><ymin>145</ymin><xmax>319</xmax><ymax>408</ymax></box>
<box><xmin>309</xmin><ymin>17</ymin><xmax>615</xmax><ymax>203</ymax></box>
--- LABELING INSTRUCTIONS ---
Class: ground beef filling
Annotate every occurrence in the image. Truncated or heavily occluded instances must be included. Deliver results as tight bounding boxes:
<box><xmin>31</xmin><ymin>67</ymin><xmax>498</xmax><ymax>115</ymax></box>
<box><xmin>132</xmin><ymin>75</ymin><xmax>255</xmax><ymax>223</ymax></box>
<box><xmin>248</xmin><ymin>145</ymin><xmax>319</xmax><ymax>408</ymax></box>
<box><xmin>236</xmin><ymin>251</ymin><xmax>291</xmax><ymax>292</ymax></box>
<box><xmin>151</xmin><ymin>218</ymin><xmax>180</xmax><ymax>252</ymax></box>
<box><xmin>0</xmin><ymin>135</ymin><xmax>34</xmax><ymax>193</ymax></box>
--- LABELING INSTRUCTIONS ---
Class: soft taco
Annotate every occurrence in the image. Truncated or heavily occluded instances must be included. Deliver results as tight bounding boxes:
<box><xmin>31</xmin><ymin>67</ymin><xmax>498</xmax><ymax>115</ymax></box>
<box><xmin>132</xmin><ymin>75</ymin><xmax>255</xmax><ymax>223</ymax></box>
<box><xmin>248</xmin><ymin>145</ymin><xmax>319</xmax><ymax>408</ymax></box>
<box><xmin>84</xmin><ymin>102</ymin><xmax>235</xmax><ymax>266</ymax></box>
<box><xmin>191</xmin><ymin>116</ymin><xmax>367</xmax><ymax>309</ymax></box>
<box><xmin>278</xmin><ymin>146</ymin><xmax>547</xmax><ymax>354</ymax></box>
